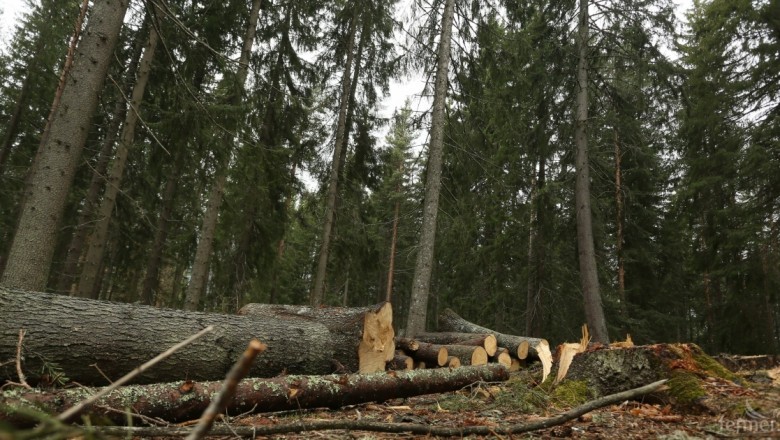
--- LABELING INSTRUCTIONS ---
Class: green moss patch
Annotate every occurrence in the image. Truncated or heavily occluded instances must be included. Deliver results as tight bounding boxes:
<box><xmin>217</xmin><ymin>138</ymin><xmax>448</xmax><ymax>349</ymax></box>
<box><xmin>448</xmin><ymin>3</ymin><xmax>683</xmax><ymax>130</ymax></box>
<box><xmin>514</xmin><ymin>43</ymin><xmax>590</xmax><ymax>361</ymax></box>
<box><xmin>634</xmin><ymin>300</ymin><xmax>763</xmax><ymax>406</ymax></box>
<box><xmin>667</xmin><ymin>371</ymin><xmax>706</xmax><ymax>406</ymax></box>
<box><xmin>551</xmin><ymin>380</ymin><xmax>591</xmax><ymax>407</ymax></box>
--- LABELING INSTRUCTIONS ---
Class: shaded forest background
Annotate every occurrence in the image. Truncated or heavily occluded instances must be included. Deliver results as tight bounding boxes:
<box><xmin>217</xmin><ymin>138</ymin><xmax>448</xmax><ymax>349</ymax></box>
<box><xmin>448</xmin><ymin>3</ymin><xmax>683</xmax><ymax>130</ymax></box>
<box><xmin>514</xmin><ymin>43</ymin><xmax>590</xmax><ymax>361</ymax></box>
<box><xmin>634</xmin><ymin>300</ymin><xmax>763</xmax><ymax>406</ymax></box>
<box><xmin>0</xmin><ymin>0</ymin><xmax>777</xmax><ymax>354</ymax></box>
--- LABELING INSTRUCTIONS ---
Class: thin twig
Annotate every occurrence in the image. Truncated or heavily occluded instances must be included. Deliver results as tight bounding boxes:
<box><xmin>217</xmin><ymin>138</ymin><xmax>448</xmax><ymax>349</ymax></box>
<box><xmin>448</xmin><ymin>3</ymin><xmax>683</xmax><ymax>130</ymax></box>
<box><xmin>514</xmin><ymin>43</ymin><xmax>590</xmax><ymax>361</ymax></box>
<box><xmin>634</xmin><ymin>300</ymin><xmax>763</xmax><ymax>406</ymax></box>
<box><xmin>93</xmin><ymin>404</ymin><xmax>170</xmax><ymax>427</ymax></box>
<box><xmin>16</xmin><ymin>329</ymin><xmax>31</xmax><ymax>389</ymax></box>
<box><xmin>186</xmin><ymin>339</ymin><xmax>267</xmax><ymax>440</ymax></box>
<box><xmin>58</xmin><ymin>326</ymin><xmax>214</xmax><ymax>422</ymax></box>
<box><xmin>90</xmin><ymin>379</ymin><xmax>668</xmax><ymax>437</ymax></box>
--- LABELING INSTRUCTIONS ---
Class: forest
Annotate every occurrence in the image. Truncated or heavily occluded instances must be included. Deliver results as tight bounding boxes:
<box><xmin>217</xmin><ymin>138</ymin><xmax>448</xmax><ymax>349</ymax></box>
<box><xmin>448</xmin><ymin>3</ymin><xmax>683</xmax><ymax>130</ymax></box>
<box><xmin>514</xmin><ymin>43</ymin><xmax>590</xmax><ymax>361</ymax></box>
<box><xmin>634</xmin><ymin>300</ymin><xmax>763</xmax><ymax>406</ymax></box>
<box><xmin>0</xmin><ymin>0</ymin><xmax>778</xmax><ymax>356</ymax></box>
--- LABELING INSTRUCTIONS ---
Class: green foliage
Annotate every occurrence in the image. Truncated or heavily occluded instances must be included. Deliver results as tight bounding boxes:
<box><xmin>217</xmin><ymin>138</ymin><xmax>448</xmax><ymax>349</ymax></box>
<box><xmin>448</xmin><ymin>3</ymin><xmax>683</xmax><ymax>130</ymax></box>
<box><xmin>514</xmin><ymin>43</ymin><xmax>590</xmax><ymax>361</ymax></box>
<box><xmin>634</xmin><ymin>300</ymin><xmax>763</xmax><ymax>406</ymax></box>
<box><xmin>0</xmin><ymin>0</ymin><xmax>776</xmax><ymax>354</ymax></box>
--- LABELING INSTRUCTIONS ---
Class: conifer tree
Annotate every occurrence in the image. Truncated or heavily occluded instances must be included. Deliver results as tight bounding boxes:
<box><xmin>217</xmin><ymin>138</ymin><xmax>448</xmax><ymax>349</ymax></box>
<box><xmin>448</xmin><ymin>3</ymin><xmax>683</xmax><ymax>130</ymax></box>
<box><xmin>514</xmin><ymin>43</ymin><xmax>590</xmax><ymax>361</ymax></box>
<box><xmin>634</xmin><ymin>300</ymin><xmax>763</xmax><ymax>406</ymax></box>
<box><xmin>1</xmin><ymin>0</ymin><xmax>129</xmax><ymax>290</ymax></box>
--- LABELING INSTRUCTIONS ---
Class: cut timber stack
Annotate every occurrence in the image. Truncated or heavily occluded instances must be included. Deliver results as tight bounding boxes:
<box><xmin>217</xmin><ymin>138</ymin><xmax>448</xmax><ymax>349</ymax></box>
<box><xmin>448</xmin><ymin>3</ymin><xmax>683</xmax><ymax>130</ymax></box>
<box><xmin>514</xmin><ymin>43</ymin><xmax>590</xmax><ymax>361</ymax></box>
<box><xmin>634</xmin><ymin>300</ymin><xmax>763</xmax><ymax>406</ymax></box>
<box><xmin>438</xmin><ymin>308</ymin><xmax>553</xmax><ymax>380</ymax></box>
<box><xmin>415</xmin><ymin>332</ymin><xmax>498</xmax><ymax>357</ymax></box>
<box><xmin>490</xmin><ymin>348</ymin><xmax>513</xmax><ymax>368</ymax></box>
<box><xmin>439</xmin><ymin>309</ymin><xmax>548</xmax><ymax>361</ymax></box>
<box><xmin>396</xmin><ymin>337</ymin><xmax>490</xmax><ymax>368</ymax></box>
<box><xmin>397</xmin><ymin>338</ymin><xmax>449</xmax><ymax>367</ymax></box>
<box><xmin>238</xmin><ymin>302</ymin><xmax>394</xmax><ymax>374</ymax></box>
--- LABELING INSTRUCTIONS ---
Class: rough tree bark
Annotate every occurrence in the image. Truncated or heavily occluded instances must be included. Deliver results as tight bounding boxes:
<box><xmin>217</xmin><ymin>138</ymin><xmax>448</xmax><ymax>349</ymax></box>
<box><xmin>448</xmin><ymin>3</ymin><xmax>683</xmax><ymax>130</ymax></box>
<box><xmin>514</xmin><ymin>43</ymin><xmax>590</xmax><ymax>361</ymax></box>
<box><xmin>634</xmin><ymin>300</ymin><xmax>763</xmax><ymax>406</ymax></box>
<box><xmin>77</xmin><ymin>21</ymin><xmax>159</xmax><ymax>298</ymax></box>
<box><xmin>1</xmin><ymin>365</ymin><xmax>510</xmax><ymax>426</ymax></box>
<box><xmin>564</xmin><ymin>343</ymin><xmax>733</xmax><ymax>408</ymax></box>
<box><xmin>0</xmin><ymin>0</ymin><xmax>130</xmax><ymax>291</ymax></box>
<box><xmin>55</xmin><ymin>31</ymin><xmax>147</xmax><ymax>294</ymax></box>
<box><xmin>405</xmin><ymin>0</ymin><xmax>456</xmax><ymax>337</ymax></box>
<box><xmin>574</xmin><ymin>0</ymin><xmax>609</xmax><ymax>344</ymax></box>
<box><xmin>0</xmin><ymin>288</ymin><xmax>334</xmax><ymax>385</ymax></box>
<box><xmin>238</xmin><ymin>302</ymin><xmax>394</xmax><ymax>373</ymax></box>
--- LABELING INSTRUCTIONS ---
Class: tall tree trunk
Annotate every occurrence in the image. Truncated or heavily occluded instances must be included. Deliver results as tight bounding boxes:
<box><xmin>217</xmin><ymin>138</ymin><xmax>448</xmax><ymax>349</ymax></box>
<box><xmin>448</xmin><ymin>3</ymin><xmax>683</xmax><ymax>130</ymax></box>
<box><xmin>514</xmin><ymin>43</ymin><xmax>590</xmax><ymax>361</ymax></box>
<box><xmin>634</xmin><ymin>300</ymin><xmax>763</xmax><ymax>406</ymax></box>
<box><xmin>762</xmin><ymin>221</ymin><xmax>779</xmax><ymax>353</ymax></box>
<box><xmin>76</xmin><ymin>23</ymin><xmax>159</xmax><ymax>298</ymax></box>
<box><xmin>183</xmin><ymin>0</ymin><xmax>262</xmax><ymax>311</ymax></box>
<box><xmin>229</xmin><ymin>51</ymin><xmax>286</xmax><ymax>301</ymax></box>
<box><xmin>185</xmin><ymin>168</ymin><xmax>227</xmax><ymax>311</ymax></box>
<box><xmin>0</xmin><ymin>0</ymin><xmax>129</xmax><ymax>291</ymax></box>
<box><xmin>268</xmin><ymin>161</ymin><xmax>298</xmax><ymax>304</ymax></box>
<box><xmin>55</xmin><ymin>32</ymin><xmax>147</xmax><ymax>294</ymax></box>
<box><xmin>526</xmin><ymin>155</ymin><xmax>546</xmax><ymax>337</ymax></box>
<box><xmin>54</xmin><ymin>102</ymin><xmax>123</xmax><ymax>295</ymax></box>
<box><xmin>337</xmin><ymin>18</ymin><xmax>367</xmax><ymax>180</ymax></box>
<box><xmin>140</xmin><ymin>152</ymin><xmax>183</xmax><ymax>305</ymax></box>
<box><xmin>32</xmin><ymin>0</ymin><xmax>89</xmax><ymax>167</ymax></box>
<box><xmin>385</xmin><ymin>181</ymin><xmax>402</xmax><ymax>302</ymax></box>
<box><xmin>405</xmin><ymin>0</ymin><xmax>455</xmax><ymax>337</ymax></box>
<box><xmin>614</xmin><ymin>130</ymin><xmax>626</xmax><ymax>317</ymax></box>
<box><xmin>310</xmin><ymin>14</ymin><xmax>359</xmax><ymax>306</ymax></box>
<box><xmin>574</xmin><ymin>0</ymin><xmax>609</xmax><ymax>344</ymax></box>
<box><xmin>0</xmin><ymin>69</ymin><xmax>34</xmax><ymax>177</ymax></box>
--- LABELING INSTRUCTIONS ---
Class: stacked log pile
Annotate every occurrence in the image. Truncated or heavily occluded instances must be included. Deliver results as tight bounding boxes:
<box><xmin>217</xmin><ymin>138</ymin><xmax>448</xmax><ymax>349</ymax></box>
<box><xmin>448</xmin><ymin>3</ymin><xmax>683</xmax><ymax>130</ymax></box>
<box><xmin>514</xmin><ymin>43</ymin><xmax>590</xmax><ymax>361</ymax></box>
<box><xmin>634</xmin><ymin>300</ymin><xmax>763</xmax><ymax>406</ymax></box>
<box><xmin>432</xmin><ymin>308</ymin><xmax>554</xmax><ymax>380</ymax></box>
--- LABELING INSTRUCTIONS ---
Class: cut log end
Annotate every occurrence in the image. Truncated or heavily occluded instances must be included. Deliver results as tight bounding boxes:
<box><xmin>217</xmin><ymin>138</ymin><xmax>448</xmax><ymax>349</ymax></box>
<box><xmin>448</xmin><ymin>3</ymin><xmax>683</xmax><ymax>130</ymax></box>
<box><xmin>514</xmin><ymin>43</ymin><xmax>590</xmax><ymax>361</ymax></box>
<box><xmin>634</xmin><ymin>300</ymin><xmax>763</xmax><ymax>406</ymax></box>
<box><xmin>518</xmin><ymin>340</ymin><xmax>530</xmax><ymax>359</ymax></box>
<box><xmin>360</xmin><ymin>302</ymin><xmax>395</xmax><ymax>373</ymax></box>
<box><xmin>388</xmin><ymin>352</ymin><xmax>414</xmax><ymax>371</ymax></box>
<box><xmin>490</xmin><ymin>348</ymin><xmax>512</xmax><ymax>368</ymax></box>
<box><xmin>437</xmin><ymin>347</ymin><xmax>449</xmax><ymax>366</ymax></box>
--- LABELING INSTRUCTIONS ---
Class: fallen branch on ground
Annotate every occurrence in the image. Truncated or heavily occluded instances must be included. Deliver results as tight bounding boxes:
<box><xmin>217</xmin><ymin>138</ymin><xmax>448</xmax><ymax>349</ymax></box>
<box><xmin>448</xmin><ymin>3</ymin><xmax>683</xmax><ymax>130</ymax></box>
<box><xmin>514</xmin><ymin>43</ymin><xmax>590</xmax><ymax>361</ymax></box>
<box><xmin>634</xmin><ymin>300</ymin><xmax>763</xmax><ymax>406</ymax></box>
<box><xmin>76</xmin><ymin>379</ymin><xmax>668</xmax><ymax>437</ymax></box>
<box><xmin>186</xmin><ymin>339</ymin><xmax>266</xmax><ymax>440</ymax></box>
<box><xmin>2</xmin><ymin>365</ymin><xmax>509</xmax><ymax>426</ymax></box>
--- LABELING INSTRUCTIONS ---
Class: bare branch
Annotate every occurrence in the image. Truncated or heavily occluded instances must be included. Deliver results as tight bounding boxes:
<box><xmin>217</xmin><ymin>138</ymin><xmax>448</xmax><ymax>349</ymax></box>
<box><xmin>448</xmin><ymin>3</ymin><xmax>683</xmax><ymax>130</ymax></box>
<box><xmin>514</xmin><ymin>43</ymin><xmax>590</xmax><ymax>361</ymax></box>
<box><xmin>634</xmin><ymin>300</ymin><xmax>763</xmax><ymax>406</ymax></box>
<box><xmin>186</xmin><ymin>339</ymin><xmax>267</xmax><ymax>440</ymax></box>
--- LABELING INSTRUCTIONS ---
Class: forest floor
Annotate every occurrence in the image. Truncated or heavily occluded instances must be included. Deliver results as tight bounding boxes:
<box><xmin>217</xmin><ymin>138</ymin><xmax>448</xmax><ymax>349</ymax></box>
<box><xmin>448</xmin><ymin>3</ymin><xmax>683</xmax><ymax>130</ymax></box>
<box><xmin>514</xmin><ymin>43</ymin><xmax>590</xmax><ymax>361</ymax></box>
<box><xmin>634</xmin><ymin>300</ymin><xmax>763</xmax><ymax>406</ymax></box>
<box><xmin>222</xmin><ymin>363</ymin><xmax>780</xmax><ymax>439</ymax></box>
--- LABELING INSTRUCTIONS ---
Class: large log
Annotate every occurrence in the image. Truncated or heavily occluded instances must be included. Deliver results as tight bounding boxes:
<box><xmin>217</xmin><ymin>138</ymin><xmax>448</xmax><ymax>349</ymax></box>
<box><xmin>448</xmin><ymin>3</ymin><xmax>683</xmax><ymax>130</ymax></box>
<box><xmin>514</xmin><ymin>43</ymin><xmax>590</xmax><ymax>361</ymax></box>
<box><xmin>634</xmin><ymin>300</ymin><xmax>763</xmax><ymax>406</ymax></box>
<box><xmin>443</xmin><ymin>344</ymin><xmax>488</xmax><ymax>366</ymax></box>
<box><xmin>238</xmin><ymin>302</ymin><xmax>394</xmax><ymax>373</ymax></box>
<box><xmin>397</xmin><ymin>339</ymin><xmax>448</xmax><ymax>366</ymax></box>
<box><xmin>0</xmin><ymin>288</ymin><xmax>335</xmax><ymax>385</ymax></box>
<box><xmin>1</xmin><ymin>365</ymin><xmax>510</xmax><ymax>426</ymax></box>
<box><xmin>438</xmin><ymin>308</ymin><xmax>548</xmax><ymax>360</ymax></box>
<box><xmin>415</xmin><ymin>332</ymin><xmax>498</xmax><ymax>356</ymax></box>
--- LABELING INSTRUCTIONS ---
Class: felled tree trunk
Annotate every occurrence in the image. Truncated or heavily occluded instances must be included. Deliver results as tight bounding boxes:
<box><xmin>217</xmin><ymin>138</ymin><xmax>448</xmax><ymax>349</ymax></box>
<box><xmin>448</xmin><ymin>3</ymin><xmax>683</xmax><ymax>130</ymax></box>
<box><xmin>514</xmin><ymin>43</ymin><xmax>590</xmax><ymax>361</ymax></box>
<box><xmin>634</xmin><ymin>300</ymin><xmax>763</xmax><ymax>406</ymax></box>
<box><xmin>238</xmin><ymin>302</ymin><xmax>394</xmax><ymax>373</ymax></box>
<box><xmin>438</xmin><ymin>308</ymin><xmax>548</xmax><ymax>360</ymax></box>
<box><xmin>414</xmin><ymin>332</ymin><xmax>498</xmax><ymax>357</ymax></box>
<box><xmin>1</xmin><ymin>365</ymin><xmax>510</xmax><ymax>426</ymax></box>
<box><xmin>0</xmin><ymin>288</ymin><xmax>334</xmax><ymax>386</ymax></box>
